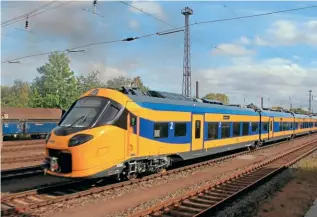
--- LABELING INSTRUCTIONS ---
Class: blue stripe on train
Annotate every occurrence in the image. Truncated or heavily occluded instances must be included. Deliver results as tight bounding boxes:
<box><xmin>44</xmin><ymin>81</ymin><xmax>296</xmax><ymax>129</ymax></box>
<box><xmin>136</xmin><ymin>102</ymin><xmax>259</xmax><ymax>116</ymax></box>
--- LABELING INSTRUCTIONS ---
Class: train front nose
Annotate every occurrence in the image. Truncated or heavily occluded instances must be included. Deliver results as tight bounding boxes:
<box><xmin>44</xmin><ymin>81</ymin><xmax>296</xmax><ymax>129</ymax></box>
<box><xmin>45</xmin><ymin>132</ymin><xmax>97</xmax><ymax>176</ymax></box>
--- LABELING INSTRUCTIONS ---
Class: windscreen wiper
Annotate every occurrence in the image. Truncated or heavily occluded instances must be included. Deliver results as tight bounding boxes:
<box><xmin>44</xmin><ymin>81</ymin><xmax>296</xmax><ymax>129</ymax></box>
<box><xmin>67</xmin><ymin>115</ymin><xmax>85</xmax><ymax>128</ymax></box>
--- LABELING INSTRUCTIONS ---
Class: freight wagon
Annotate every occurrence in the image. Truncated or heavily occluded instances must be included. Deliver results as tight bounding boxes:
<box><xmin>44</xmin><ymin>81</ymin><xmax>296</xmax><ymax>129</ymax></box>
<box><xmin>1</xmin><ymin>107</ymin><xmax>62</xmax><ymax>139</ymax></box>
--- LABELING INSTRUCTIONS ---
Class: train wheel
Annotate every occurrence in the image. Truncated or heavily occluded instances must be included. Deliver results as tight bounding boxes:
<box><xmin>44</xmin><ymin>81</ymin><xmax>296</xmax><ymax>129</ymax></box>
<box><xmin>158</xmin><ymin>168</ymin><xmax>167</xmax><ymax>175</ymax></box>
<box><xmin>126</xmin><ymin>173</ymin><xmax>137</xmax><ymax>180</ymax></box>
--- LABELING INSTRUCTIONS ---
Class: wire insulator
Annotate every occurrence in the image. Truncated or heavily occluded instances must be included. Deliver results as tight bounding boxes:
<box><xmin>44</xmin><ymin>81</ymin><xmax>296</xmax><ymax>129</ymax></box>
<box><xmin>25</xmin><ymin>16</ymin><xmax>29</xmax><ymax>29</ymax></box>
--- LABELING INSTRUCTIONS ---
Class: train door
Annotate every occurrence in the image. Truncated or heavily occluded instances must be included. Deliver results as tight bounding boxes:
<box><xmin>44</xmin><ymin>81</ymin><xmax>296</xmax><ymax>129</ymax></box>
<box><xmin>191</xmin><ymin>114</ymin><xmax>204</xmax><ymax>151</ymax></box>
<box><xmin>126</xmin><ymin>112</ymin><xmax>139</xmax><ymax>158</ymax></box>
<box><xmin>268</xmin><ymin>117</ymin><xmax>274</xmax><ymax>139</ymax></box>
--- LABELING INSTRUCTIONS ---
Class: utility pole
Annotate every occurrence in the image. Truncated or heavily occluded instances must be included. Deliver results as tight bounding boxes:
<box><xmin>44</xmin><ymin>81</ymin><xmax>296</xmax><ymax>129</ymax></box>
<box><xmin>181</xmin><ymin>7</ymin><xmax>193</xmax><ymax>97</ymax></box>
<box><xmin>309</xmin><ymin>90</ymin><xmax>312</xmax><ymax>113</ymax></box>
<box><xmin>260</xmin><ymin>97</ymin><xmax>263</xmax><ymax>109</ymax></box>
<box><xmin>195</xmin><ymin>81</ymin><xmax>199</xmax><ymax>99</ymax></box>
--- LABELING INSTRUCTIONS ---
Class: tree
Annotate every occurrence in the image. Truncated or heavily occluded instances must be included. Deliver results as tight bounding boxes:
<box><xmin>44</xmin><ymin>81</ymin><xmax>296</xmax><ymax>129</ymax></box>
<box><xmin>76</xmin><ymin>70</ymin><xmax>106</xmax><ymax>96</ymax></box>
<box><xmin>271</xmin><ymin>106</ymin><xmax>284</xmax><ymax>110</ymax></box>
<box><xmin>1</xmin><ymin>79</ymin><xmax>30</xmax><ymax>108</ymax></box>
<box><xmin>29</xmin><ymin>52</ymin><xmax>78</xmax><ymax>110</ymax></box>
<box><xmin>106</xmin><ymin>76</ymin><xmax>149</xmax><ymax>91</ymax></box>
<box><xmin>131</xmin><ymin>76</ymin><xmax>149</xmax><ymax>92</ymax></box>
<box><xmin>291</xmin><ymin>107</ymin><xmax>308</xmax><ymax>114</ymax></box>
<box><xmin>203</xmin><ymin>93</ymin><xmax>229</xmax><ymax>104</ymax></box>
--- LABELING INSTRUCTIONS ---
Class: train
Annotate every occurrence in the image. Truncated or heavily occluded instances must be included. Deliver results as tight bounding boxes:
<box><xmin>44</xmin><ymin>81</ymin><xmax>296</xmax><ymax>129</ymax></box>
<box><xmin>1</xmin><ymin>107</ymin><xmax>62</xmax><ymax>139</ymax></box>
<box><xmin>43</xmin><ymin>87</ymin><xmax>317</xmax><ymax>180</ymax></box>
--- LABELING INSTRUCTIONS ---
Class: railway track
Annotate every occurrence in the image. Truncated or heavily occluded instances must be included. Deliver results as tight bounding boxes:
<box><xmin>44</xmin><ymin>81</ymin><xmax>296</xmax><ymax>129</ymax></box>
<box><xmin>1</xmin><ymin>165</ymin><xmax>44</xmax><ymax>181</ymax></box>
<box><xmin>1</xmin><ymin>135</ymin><xmax>316</xmax><ymax>216</ymax></box>
<box><xmin>2</xmin><ymin>144</ymin><xmax>44</xmax><ymax>153</ymax></box>
<box><xmin>131</xmin><ymin>139</ymin><xmax>317</xmax><ymax>217</ymax></box>
<box><xmin>2</xmin><ymin>139</ymin><xmax>45</xmax><ymax>147</ymax></box>
<box><xmin>1</xmin><ymin>154</ymin><xmax>44</xmax><ymax>164</ymax></box>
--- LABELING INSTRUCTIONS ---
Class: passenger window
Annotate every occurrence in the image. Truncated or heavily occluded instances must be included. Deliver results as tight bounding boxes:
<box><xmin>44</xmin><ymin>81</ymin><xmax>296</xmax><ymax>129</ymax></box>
<box><xmin>221</xmin><ymin>122</ymin><xmax>230</xmax><ymax>139</ymax></box>
<box><xmin>207</xmin><ymin>122</ymin><xmax>218</xmax><ymax>140</ymax></box>
<box><xmin>242</xmin><ymin>122</ymin><xmax>249</xmax><ymax>136</ymax></box>
<box><xmin>233</xmin><ymin>122</ymin><xmax>240</xmax><ymax>137</ymax></box>
<box><xmin>251</xmin><ymin>122</ymin><xmax>258</xmax><ymax>132</ymax></box>
<box><xmin>263</xmin><ymin>122</ymin><xmax>268</xmax><ymax>131</ymax></box>
<box><xmin>154</xmin><ymin>123</ymin><xmax>168</xmax><ymax>138</ymax></box>
<box><xmin>175</xmin><ymin>122</ymin><xmax>186</xmax><ymax>137</ymax></box>
<box><xmin>195</xmin><ymin>120</ymin><xmax>201</xmax><ymax>139</ymax></box>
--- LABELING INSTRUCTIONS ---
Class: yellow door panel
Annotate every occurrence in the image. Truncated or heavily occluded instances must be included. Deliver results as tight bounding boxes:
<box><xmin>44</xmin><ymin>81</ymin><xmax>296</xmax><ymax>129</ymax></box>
<box><xmin>191</xmin><ymin>114</ymin><xmax>204</xmax><ymax>151</ymax></box>
<box><xmin>126</xmin><ymin>112</ymin><xmax>139</xmax><ymax>158</ymax></box>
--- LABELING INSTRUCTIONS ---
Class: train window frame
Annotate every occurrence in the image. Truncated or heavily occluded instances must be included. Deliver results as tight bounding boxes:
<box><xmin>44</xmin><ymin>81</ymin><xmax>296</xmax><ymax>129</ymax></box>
<box><xmin>251</xmin><ymin>122</ymin><xmax>258</xmax><ymax>132</ymax></box>
<box><xmin>195</xmin><ymin>120</ymin><xmax>201</xmax><ymax>139</ymax></box>
<box><xmin>232</xmin><ymin>122</ymin><xmax>240</xmax><ymax>137</ymax></box>
<box><xmin>154</xmin><ymin>123</ymin><xmax>168</xmax><ymax>138</ymax></box>
<box><xmin>207</xmin><ymin>122</ymin><xmax>218</xmax><ymax>140</ymax></box>
<box><xmin>242</xmin><ymin>122</ymin><xmax>249</xmax><ymax>136</ymax></box>
<box><xmin>174</xmin><ymin>122</ymin><xmax>187</xmax><ymax>137</ymax></box>
<box><xmin>263</xmin><ymin>122</ymin><xmax>268</xmax><ymax>131</ymax></box>
<box><xmin>221</xmin><ymin>122</ymin><xmax>230</xmax><ymax>139</ymax></box>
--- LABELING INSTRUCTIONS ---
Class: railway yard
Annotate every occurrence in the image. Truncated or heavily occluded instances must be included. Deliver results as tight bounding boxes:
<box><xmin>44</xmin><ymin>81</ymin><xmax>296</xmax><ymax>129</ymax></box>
<box><xmin>2</xmin><ymin>1</ymin><xmax>317</xmax><ymax>216</ymax></box>
<box><xmin>2</xmin><ymin>134</ymin><xmax>317</xmax><ymax>217</ymax></box>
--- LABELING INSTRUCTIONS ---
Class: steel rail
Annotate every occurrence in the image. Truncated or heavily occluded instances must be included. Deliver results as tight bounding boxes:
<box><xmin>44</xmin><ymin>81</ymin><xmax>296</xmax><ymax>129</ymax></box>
<box><xmin>2</xmin><ymin>145</ymin><xmax>44</xmax><ymax>153</ymax></box>
<box><xmin>130</xmin><ymin>140</ymin><xmax>317</xmax><ymax>217</ymax></box>
<box><xmin>1</xmin><ymin>154</ymin><xmax>44</xmax><ymax>164</ymax></box>
<box><xmin>1</xmin><ymin>165</ymin><xmax>44</xmax><ymax>180</ymax></box>
<box><xmin>1</xmin><ymin>135</ymin><xmax>317</xmax><ymax>216</ymax></box>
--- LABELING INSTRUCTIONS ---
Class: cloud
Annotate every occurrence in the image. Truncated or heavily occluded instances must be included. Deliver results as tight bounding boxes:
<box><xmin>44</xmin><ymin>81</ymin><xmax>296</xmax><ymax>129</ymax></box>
<box><xmin>259</xmin><ymin>19</ymin><xmax>317</xmax><ymax>46</ymax></box>
<box><xmin>211</xmin><ymin>44</ymin><xmax>255</xmax><ymax>56</ymax></box>
<box><xmin>239</xmin><ymin>36</ymin><xmax>251</xmax><ymax>45</ymax></box>
<box><xmin>195</xmin><ymin>57</ymin><xmax>317</xmax><ymax>109</ymax></box>
<box><xmin>129</xmin><ymin>20</ymin><xmax>139</xmax><ymax>30</ymax></box>
<box><xmin>85</xmin><ymin>63</ymin><xmax>128</xmax><ymax>81</ymax></box>
<box><xmin>128</xmin><ymin>1</ymin><xmax>165</xmax><ymax>19</ymax></box>
<box><xmin>254</xmin><ymin>36</ymin><xmax>269</xmax><ymax>46</ymax></box>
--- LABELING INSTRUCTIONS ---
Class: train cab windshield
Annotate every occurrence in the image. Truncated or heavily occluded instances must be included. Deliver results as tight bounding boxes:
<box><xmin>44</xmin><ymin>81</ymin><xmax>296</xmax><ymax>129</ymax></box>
<box><xmin>60</xmin><ymin>97</ymin><xmax>107</xmax><ymax>128</ymax></box>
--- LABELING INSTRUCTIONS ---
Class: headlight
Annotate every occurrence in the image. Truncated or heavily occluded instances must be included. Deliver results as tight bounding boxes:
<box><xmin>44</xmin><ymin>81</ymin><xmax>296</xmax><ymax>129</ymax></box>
<box><xmin>68</xmin><ymin>134</ymin><xmax>93</xmax><ymax>147</ymax></box>
<box><xmin>45</xmin><ymin>132</ymin><xmax>51</xmax><ymax>144</ymax></box>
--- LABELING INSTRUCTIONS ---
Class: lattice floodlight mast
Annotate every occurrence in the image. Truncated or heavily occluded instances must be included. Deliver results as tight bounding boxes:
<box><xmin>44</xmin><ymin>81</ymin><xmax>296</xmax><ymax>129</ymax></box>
<box><xmin>181</xmin><ymin>7</ymin><xmax>193</xmax><ymax>97</ymax></box>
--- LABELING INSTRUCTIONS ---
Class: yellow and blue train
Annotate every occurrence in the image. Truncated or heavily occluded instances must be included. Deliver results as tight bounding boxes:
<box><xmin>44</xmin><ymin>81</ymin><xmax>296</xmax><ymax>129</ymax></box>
<box><xmin>44</xmin><ymin>87</ymin><xmax>317</xmax><ymax>180</ymax></box>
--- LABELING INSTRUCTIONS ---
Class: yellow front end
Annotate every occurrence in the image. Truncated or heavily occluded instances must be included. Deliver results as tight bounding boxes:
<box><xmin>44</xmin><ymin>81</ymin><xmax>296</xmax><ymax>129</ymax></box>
<box><xmin>45</xmin><ymin>125</ymin><xmax>126</xmax><ymax>178</ymax></box>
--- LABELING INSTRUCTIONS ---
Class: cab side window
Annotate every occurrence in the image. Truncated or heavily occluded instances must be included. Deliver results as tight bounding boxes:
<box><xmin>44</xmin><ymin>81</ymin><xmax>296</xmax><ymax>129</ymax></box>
<box><xmin>154</xmin><ymin>123</ymin><xmax>168</xmax><ymax>138</ymax></box>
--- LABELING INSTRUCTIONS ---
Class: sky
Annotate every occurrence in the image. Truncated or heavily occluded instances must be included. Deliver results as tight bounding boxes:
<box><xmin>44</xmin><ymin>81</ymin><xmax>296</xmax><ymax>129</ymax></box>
<box><xmin>1</xmin><ymin>1</ymin><xmax>317</xmax><ymax>111</ymax></box>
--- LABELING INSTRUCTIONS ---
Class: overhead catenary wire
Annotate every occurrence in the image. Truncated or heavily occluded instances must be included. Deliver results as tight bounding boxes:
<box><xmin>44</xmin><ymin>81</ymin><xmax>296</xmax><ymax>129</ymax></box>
<box><xmin>2</xmin><ymin>32</ymin><xmax>179</xmax><ymax>63</ymax></box>
<box><xmin>1</xmin><ymin>1</ymin><xmax>74</xmax><ymax>27</ymax></box>
<box><xmin>222</xmin><ymin>4</ymin><xmax>301</xmax><ymax>75</ymax></box>
<box><xmin>1</xmin><ymin>0</ymin><xmax>56</xmax><ymax>25</ymax></box>
<box><xmin>120</xmin><ymin>1</ymin><xmax>253</xmax><ymax>67</ymax></box>
<box><xmin>3</xmin><ymin>4</ymin><xmax>317</xmax><ymax>64</ymax></box>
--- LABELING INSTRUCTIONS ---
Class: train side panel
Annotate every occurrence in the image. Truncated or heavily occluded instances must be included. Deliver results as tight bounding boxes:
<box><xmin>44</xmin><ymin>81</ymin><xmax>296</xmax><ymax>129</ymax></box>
<box><xmin>25</xmin><ymin>121</ymin><xmax>59</xmax><ymax>134</ymax></box>
<box><xmin>2</xmin><ymin>121</ymin><xmax>23</xmax><ymax>135</ymax></box>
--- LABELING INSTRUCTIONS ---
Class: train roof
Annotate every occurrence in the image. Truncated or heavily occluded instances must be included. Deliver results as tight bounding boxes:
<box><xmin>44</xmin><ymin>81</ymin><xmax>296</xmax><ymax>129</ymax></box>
<box><xmin>293</xmin><ymin>113</ymin><xmax>311</xmax><ymax>119</ymax></box>
<box><xmin>127</xmin><ymin>95</ymin><xmax>259</xmax><ymax>116</ymax></box>
<box><xmin>261</xmin><ymin>110</ymin><xmax>294</xmax><ymax>118</ymax></box>
<box><xmin>1</xmin><ymin>107</ymin><xmax>62</xmax><ymax>120</ymax></box>
<box><xmin>106</xmin><ymin>88</ymin><xmax>314</xmax><ymax>118</ymax></box>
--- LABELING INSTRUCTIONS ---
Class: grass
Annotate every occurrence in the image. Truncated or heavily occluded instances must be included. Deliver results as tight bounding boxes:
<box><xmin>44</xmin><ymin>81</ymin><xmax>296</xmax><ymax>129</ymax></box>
<box><xmin>294</xmin><ymin>153</ymin><xmax>317</xmax><ymax>183</ymax></box>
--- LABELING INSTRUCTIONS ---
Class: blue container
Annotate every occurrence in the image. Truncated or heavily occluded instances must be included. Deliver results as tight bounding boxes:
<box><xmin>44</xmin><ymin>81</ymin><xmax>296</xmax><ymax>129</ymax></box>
<box><xmin>25</xmin><ymin>122</ymin><xmax>58</xmax><ymax>134</ymax></box>
<box><xmin>2</xmin><ymin>122</ymin><xmax>23</xmax><ymax>135</ymax></box>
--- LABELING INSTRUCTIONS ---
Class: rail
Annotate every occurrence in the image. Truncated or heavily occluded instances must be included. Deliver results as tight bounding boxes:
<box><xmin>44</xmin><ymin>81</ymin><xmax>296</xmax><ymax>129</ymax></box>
<box><xmin>1</xmin><ymin>165</ymin><xmax>44</xmax><ymax>181</ymax></box>
<box><xmin>1</xmin><ymin>135</ymin><xmax>317</xmax><ymax>216</ymax></box>
<box><xmin>131</xmin><ymin>139</ymin><xmax>317</xmax><ymax>217</ymax></box>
